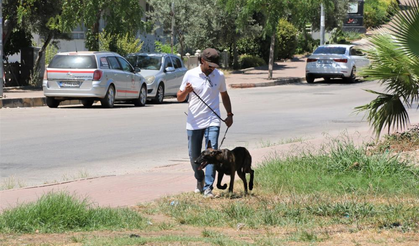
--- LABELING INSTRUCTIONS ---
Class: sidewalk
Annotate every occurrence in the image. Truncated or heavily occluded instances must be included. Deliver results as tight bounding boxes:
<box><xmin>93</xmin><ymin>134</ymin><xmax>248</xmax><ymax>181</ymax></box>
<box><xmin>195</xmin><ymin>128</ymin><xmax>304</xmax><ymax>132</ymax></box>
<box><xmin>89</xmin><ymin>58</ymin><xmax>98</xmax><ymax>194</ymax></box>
<box><xmin>0</xmin><ymin>57</ymin><xmax>306</xmax><ymax>108</ymax></box>
<box><xmin>0</xmin><ymin>58</ymin><xmax>308</xmax><ymax>211</ymax></box>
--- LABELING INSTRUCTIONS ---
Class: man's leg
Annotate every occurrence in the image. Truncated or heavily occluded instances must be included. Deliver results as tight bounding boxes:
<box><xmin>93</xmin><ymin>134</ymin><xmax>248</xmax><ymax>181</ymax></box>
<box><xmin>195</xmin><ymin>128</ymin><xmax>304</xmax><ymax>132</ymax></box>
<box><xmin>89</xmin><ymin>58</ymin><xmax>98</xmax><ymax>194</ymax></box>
<box><xmin>187</xmin><ymin>129</ymin><xmax>205</xmax><ymax>192</ymax></box>
<box><xmin>203</xmin><ymin>126</ymin><xmax>220</xmax><ymax>193</ymax></box>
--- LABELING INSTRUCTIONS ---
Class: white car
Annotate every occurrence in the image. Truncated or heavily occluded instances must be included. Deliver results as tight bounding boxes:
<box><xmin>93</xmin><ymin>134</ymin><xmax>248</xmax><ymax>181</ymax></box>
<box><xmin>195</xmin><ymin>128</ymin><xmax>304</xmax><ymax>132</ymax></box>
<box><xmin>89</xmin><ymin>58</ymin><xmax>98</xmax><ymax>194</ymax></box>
<box><xmin>43</xmin><ymin>51</ymin><xmax>147</xmax><ymax>108</ymax></box>
<box><xmin>126</xmin><ymin>53</ymin><xmax>187</xmax><ymax>103</ymax></box>
<box><xmin>305</xmin><ymin>44</ymin><xmax>369</xmax><ymax>83</ymax></box>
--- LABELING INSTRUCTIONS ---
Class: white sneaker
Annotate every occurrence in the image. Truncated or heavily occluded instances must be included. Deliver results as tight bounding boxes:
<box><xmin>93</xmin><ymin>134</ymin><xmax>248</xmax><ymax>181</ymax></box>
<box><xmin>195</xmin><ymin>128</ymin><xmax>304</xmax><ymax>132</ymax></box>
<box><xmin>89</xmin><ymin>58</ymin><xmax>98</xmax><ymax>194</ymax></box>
<box><xmin>203</xmin><ymin>189</ymin><xmax>214</xmax><ymax>198</ymax></box>
<box><xmin>194</xmin><ymin>180</ymin><xmax>204</xmax><ymax>193</ymax></box>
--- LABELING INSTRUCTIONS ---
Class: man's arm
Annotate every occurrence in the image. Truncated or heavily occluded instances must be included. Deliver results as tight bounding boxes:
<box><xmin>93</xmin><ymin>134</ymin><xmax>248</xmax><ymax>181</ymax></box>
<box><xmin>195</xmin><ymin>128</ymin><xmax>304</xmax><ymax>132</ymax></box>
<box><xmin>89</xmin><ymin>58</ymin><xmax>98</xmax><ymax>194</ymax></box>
<box><xmin>220</xmin><ymin>91</ymin><xmax>233</xmax><ymax>127</ymax></box>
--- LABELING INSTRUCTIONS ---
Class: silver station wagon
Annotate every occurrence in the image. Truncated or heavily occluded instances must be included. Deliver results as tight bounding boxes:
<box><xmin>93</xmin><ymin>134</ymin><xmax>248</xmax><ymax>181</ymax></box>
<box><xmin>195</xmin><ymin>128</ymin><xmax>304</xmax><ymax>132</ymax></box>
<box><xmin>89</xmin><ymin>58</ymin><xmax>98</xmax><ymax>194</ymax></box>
<box><xmin>43</xmin><ymin>51</ymin><xmax>147</xmax><ymax>108</ymax></box>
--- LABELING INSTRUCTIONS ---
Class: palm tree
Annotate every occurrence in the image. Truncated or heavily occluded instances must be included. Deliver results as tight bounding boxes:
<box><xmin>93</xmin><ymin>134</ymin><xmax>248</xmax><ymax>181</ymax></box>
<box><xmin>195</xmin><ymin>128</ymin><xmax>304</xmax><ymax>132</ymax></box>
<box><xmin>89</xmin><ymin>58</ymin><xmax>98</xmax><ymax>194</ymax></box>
<box><xmin>356</xmin><ymin>0</ymin><xmax>419</xmax><ymax>137</ymax></box>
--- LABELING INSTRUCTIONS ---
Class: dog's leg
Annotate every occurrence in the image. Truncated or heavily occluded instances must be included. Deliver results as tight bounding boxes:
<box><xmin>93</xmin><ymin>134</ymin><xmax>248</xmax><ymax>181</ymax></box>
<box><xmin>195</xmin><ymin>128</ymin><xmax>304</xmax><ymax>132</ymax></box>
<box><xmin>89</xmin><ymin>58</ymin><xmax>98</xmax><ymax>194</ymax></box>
<box><xmin>237</xmin><ymin>168</ymin><xmax>248</xmax><ymax>194</ymax></box>
<box><xmin>217</xmin><ymin>171</ymin><xmax>227</xmax><ymax>190</ymax></box>
<box><xmin>249</xmin><ymin>168</ymin><xmax>254</xmax><ymax>191</ymax></box>
<box><xmin>229</xmin><ymin>167</ymin><xmax>235</xmax><ymax>193</ymax></box>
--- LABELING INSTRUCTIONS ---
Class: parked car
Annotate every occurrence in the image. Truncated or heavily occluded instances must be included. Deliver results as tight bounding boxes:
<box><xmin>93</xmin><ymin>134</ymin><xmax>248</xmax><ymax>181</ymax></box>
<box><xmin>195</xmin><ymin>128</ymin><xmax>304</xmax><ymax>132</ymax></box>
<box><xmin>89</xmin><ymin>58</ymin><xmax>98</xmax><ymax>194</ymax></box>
<box><xmin>126</xmin><ymin>53</ymin><xmax>187</xmax><ymax>103</ymax></box>
<box><xmin>305</xmin><ymin>44</ymin><xmax>370</xmax><ymax>83</ymax></box>
<box><xmin>43</xmin><ymin>51</ymin><xmax>147</xmax><ymax>108</ymax></box>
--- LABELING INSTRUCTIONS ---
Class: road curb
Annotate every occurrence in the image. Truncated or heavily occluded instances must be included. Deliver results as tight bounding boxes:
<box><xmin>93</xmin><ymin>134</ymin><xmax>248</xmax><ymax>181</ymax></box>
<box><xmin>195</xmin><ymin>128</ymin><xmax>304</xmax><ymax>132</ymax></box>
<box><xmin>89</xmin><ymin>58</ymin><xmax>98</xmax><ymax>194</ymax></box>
<box><xmin>0</xmin><ymin>97</ymin><xmax>83</xmax><ymax>109</ymax></box>
<box><xmin>229</xmin><ymin>77</ymin><xmax>305</xmax><ymax>88</ymax></box>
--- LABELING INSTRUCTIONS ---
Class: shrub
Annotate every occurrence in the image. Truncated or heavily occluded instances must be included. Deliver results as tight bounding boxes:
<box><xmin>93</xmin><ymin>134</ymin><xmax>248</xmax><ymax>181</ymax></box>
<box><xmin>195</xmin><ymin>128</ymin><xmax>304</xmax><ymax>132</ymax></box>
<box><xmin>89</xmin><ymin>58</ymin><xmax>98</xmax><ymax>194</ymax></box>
<box><xmin>295</xmin><ymin>32</ymin><xmax>319</xmax><ymax>55</ymax></box>
<box><xmin>238</xmin><ymin>54</ymin><xmax>266</xmax><ymax>69</ymax></box>
<box><xmin>275</xmin><ymin>19</ymin><xmax>298</xmax><ymax>60</ymax></box>
<box><xmin>364</xmin><ymin>0</ymin><xmax>399</xmax><ymax>29</ymax></box>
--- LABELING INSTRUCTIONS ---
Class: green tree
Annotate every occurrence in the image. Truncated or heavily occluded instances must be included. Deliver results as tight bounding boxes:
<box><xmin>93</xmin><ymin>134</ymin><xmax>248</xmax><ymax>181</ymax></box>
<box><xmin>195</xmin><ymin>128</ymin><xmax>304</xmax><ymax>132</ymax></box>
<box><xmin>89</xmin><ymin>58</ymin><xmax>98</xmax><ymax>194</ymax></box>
<box><xmin>147</xmin><ymin>0</ymin><xmax>194</xmax><ymax>57</ymax></box>
<box><xmin>221</xmin><ymin>0</ymin><xmax>287</xmax><ymax>78</ymax></box>
<box><xmin>58</xmin><ymin>0</ymin><xmax>145</xmax><ymax>51</ymax></box>
<box><xmin>356</xmin><ymin>0</ymin><xmax>419</xmax><ymax>136</ymax></box>
<box><xmin>3</xmin><ymin>0</ymin><xmax>69</xmax><ymax>86</ymax></box>
<box><xmin>99</xmin><ymin>31</ymin><xmax>143</xmax><ymax>56</ymax></box>
<box><xmin>287</xmin><ymin>0</ymin><xmax>349</xmax><ymax>52</ymax></box>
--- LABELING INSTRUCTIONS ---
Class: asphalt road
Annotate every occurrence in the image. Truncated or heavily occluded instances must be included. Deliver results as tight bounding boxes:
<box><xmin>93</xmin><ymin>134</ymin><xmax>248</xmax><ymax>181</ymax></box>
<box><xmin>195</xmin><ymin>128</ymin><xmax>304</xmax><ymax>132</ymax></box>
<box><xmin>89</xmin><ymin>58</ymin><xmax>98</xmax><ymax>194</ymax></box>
<box><xmin>2</xmin><ymin>80</ymin><xmax>418</xmax><ymax>187</ymax></box>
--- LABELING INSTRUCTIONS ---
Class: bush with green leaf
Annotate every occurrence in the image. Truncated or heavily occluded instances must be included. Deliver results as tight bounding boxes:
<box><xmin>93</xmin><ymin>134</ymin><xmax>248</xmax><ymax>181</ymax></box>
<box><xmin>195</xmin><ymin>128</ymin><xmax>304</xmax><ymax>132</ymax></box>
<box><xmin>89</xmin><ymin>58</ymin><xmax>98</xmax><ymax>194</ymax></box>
<box><xmin>238</xmin><ymin>54</ymin><xmax>266</xmax><ymax>69</ymax></box>
<box><xmin>275</xmin><ymin>19</ymin><xmax>298</xmax><ymax>60</ymax></box>
<box><xmin>364</xmin><ymin>0</ymin><xmax>399</xmax><ymax>29</ymax></box>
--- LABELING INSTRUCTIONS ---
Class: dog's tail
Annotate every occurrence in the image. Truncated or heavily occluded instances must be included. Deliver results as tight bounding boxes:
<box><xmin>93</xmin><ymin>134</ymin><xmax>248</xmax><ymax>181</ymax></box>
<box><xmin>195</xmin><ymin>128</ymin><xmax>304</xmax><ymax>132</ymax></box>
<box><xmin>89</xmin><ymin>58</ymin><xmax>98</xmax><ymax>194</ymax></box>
<box><xmin>217</xmin><ymin>183</ymin><xmax>227</xmax><ymax>190</ymax></box>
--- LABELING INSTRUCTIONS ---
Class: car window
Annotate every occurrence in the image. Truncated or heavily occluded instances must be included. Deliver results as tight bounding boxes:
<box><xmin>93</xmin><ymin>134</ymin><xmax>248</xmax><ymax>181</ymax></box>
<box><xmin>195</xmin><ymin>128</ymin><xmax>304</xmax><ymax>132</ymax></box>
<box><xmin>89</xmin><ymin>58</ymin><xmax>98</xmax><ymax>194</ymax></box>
<box><xmin>126</xmin><ymin>56</ymin><xmax>137</xmax><ymax>67</ymax></box>
<box><xmin>99</xmin><ymin>57</ymin><xmax>110</xmax><ymax>69</ymax></box>
<box><xmin>107</xmin><ymin>56</ymin><xmax>122</xmax><ymax>70</ymax></box>
<box><xmin>117</xmin><ymin>57</ymin><xmax>134</xmax><ymax>72</ymax></box>
<box><xmin>313</xmin><ymin>47</ymin><xmax>346</xmax><ymax>55</ymax></box>
<box><xmin>133</xmin><ymin>55</ymin><xmax>162</xmax><ymax>70</ymax></box>
<box><xmin>351</xmin><ymin>48</ymin><xmax>363</xmax><ymax>56</ymax></box>
<box><xmin>49</xmin><ymin>55</ymin><xmax>97</xmax><ymax>69</ymax></box>
<box><xmin>172</xmin><ymin>56</ymin><xmax>183</xmax><ymax>69</ymax></box>
<box><xmin>165</xmin><ymin>57</ymin><xmax>174</xmax><ymax>68</ymax></box>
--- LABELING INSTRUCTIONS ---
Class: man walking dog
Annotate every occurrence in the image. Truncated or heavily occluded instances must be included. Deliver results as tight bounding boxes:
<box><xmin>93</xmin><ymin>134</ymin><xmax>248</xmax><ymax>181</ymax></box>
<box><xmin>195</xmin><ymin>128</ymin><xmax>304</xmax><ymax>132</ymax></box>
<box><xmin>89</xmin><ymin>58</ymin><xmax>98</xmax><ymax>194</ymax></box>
<box><xmin>177</xmin><ymin>48</ymin><xmax>233</xmax><ymax>198</ymax></box>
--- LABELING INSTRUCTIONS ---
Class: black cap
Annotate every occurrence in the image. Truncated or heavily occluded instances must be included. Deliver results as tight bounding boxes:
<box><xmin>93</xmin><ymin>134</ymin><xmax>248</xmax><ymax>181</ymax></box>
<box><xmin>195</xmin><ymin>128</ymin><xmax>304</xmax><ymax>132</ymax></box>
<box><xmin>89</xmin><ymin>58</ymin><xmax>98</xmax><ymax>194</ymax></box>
<box><xmin>201</xmin><ymin>48</ymin><xmax>220</xmax><ymax>68</ymax></box>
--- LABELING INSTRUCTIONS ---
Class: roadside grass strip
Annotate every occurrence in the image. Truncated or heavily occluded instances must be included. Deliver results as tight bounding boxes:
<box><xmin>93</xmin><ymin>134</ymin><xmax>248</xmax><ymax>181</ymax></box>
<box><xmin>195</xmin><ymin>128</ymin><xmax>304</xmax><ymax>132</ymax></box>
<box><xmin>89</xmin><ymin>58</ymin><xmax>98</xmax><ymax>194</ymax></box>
<box><xmin>0</xmin><ymin>192</ymin><xmax>148</xmax><ymax>233</ymax></box>
<box><xmin>0</xmin><ymin>134</ymin><xmax>418</xmax><ymax>245</ymax></box>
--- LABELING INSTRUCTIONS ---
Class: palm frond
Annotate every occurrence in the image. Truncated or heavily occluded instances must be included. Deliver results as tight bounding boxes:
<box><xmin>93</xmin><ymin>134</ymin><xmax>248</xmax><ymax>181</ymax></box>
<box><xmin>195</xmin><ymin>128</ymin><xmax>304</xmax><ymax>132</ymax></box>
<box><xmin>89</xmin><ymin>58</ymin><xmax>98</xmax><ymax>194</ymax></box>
<box><xmin>361</xmin><ymin>34</ymin><xmax>419</xmax><ymax>105</ymax></box>
<box><xmin>390</xmin><ymin>0</ymin><xmax>419</xmax><ymax>58</ymax></box>
<box><xmin>355</xmin><ymin>90</ymin><xmax>410</xmax><ymax>136</ymax></box>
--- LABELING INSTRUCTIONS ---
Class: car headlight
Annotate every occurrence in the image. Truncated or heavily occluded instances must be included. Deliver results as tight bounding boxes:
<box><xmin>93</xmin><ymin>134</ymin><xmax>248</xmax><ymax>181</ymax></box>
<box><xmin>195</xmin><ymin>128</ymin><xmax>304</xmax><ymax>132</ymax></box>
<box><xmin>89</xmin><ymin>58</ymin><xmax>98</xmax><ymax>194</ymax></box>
<box><xmin>146</xmin><ymin>76</ymin><xmax>155</xmax><ymax>85</ymax></box>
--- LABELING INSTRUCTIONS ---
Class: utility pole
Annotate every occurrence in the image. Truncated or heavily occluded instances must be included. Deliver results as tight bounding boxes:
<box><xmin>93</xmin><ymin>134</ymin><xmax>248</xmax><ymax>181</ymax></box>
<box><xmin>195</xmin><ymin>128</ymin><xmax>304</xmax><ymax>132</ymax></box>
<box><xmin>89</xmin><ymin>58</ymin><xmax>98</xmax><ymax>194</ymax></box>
<box><xmin>0</xmin><ymin>0</ymin><xmax>3</xmax><ymax>98</ymax></box>
<box><xmin>320</xmin><ymin>3</ymin><xmax>325</xmax><ymax>45</ymax></box>
<box><xmin>171</xmin><ymin>1</ymin><xmax>175</xmax><ymax>54</ymax></box>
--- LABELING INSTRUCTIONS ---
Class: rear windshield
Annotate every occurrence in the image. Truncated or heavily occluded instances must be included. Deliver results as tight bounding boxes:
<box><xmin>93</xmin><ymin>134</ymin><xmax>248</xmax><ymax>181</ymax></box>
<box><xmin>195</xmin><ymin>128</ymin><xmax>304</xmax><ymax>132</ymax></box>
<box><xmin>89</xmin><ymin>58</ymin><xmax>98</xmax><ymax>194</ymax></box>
<box><xmin>313</xmin><ymin>47</ymin><xmax>346</xmax><ymax>55</ymax></box>
<box><xmin>127</xmin><ymin>55</ymin><xmax>162</xmax><ymax>70</ymax></box>
<box><xmin>49</xmin><ymin>55</ymin><xmax>97</xmax><ymax>69</ymax></box>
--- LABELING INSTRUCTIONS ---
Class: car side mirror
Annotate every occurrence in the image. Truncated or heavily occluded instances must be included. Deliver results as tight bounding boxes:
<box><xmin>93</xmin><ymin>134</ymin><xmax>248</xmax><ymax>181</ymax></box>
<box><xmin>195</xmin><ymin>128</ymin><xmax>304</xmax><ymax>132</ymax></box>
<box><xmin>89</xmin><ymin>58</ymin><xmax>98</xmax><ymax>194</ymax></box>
<box><xmin>134</xmin><ymin>67</ymin><xmax>141</xmax><ymax>73</ymax></box>
<box><xmin>165</xmin><ymin>67</ymin><xmax>175</xmax><ymax>73</ymax></box>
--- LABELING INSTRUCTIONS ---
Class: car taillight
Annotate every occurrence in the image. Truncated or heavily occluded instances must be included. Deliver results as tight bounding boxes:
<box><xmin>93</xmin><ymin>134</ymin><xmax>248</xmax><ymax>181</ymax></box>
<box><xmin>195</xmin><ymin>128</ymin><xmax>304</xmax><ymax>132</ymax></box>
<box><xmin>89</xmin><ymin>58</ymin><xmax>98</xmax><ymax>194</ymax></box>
<box><xmin>43</xmin><ymin>70</ymin><xmax>48</xmax><ymax>80</ymax></box>
<box><xmin>333</xmin><ymin>59</ymin><xmax>348</xmax><ymax>63</ymax></box>
<box><xmin>307</xmin><ymin>58</ymin><xmax>317</xmax><ymax>62</ymax></box>
<box><xmin>93</xmin><ymin>70</ymin><xmax>102</xmax><ymax>80</ymax></box>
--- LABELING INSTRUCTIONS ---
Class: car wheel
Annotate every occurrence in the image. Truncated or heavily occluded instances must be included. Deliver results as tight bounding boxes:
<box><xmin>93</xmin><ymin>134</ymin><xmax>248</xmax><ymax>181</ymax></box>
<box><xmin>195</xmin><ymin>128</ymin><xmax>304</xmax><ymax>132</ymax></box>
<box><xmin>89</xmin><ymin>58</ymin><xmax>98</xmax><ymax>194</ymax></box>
<box><xmin>152</xmin><ymin>83</ymin><xmax>164</xmax><ymax>104</ymax></box>
<box><xmin>46</xmin><ymin>97</ymin><xmax>60</xmax><ymax>108</ymax></box>
<box><xmin>82</xmin><ymin>99</ymin><xmax>94</xmax><ymax>107</ymax></box>
<box><xmin>345</xmin><ymin>67</ymin><xmax>356</xmax><ymax>83</ymax></box>
<box><xmin>306</xmin><ymin>74</ymin><xmax>315</xmax><ymax>83</ymax></box>
<box><xmin>101</xmin><ymin>85</ymin><xmax>115</xmax><ymax>108</ymax></box>
<box><xmin>134</xmin><ymin>85</ymin><xmax>147</xmax><ymax>107</ymax></box>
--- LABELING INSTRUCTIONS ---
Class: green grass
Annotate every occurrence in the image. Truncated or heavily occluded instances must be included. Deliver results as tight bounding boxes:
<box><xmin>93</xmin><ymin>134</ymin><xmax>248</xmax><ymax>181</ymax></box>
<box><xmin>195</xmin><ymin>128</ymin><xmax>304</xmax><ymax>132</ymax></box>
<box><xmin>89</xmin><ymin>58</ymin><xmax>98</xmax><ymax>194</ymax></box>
<box><xmin>0</xmin><ymin>191</ymin><xmax>148</xmax><ymax>233</ymax></box>
<box><xmin>0</xmin><ymin>134</ymin><xmax>418</xmax><ymax>245</ymax></box>
<box><xmin>257</xmin><ymin>137</ymin><xmax>419</xmax><ymax>196</ymax></box>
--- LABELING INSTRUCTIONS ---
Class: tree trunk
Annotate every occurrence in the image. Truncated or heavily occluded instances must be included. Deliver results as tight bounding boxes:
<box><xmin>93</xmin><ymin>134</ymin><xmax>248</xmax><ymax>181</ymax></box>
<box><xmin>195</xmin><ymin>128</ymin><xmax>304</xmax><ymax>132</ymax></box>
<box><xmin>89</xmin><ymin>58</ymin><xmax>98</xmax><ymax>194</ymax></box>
<box><xmin>233</xmin><ymin>38</ymin><xmax>239</xmax><ymax>70</ymax></box>
<box><xmin>268</xmin><ymin>33</ymin><xmax>276</xmax><ymax>80</ymax></box>
<box><xmin>31</xmin><ymin>33</ymin><xmax>53</xmax><ymax>87</ymax></box>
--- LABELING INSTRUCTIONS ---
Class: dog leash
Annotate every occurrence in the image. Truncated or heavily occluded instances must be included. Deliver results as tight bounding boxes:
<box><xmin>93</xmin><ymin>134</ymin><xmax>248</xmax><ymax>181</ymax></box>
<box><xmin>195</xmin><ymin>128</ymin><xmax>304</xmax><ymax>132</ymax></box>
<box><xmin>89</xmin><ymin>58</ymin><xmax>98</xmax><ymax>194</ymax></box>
<box><xmin>191</xmin><ymin>89</ymin><xmax>230</xmax><ymax>148</ymax></box>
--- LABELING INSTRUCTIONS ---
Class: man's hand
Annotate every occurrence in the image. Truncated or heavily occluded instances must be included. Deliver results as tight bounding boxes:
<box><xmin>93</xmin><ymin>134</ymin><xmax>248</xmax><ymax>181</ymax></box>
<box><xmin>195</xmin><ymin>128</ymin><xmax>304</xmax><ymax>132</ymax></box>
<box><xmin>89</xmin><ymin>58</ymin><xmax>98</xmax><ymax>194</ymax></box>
<box><xmin>184</xmin><ymin>82</ymin><xmax>194</xmax><ymax>93</ymax></box>
<box><xmin>224</xmin><ymin>115</ymin><xmax>233</xmax><ymax>127</ymax></box>
<box><xmin>177</xmin><ymin>82</ymin><xmax>193</xmax><ymax>102</ymax></box>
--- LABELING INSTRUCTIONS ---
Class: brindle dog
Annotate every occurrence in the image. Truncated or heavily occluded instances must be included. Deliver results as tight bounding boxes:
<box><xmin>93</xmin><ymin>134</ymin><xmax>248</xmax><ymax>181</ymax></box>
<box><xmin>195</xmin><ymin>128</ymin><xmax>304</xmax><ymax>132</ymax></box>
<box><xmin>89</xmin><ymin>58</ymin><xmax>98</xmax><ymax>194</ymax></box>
<box><xmin>195</xmin><ymin>141</ymin><xmax>254</xmax><ymax>194</ymax></box>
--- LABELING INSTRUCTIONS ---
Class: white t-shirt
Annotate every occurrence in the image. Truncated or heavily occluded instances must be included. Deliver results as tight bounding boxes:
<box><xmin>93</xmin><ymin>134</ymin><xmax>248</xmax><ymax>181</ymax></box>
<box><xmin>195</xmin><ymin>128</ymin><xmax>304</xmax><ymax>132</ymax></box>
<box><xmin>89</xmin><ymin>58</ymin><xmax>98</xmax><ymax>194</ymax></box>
<box><xmin>180</xmin><ymin>66</ymin><xmax>227</xmax><ymax>130</ymax></box>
